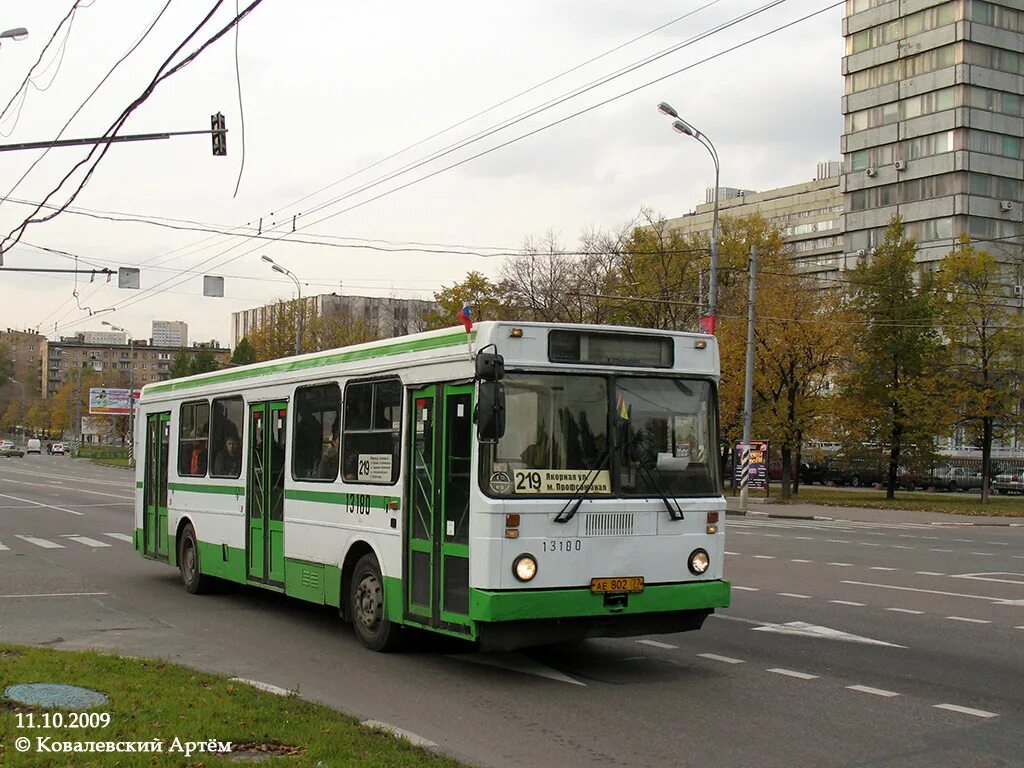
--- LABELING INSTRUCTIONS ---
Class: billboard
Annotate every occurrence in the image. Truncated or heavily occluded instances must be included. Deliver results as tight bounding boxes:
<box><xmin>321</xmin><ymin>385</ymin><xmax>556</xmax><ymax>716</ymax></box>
<box><xmin>89</xmin><ymin>388</ymin><xmax>133</xmax><ymax>416</ymax></box>
<box><xmin>734</xmin><ymin>440</ymin><xmax>769</xmax><ymax>490</ymax></box>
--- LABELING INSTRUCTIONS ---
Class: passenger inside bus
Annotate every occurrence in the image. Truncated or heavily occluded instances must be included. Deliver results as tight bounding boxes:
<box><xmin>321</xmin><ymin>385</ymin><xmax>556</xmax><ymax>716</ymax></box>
<box><xmin>212</xmin><ymin>429</ymin><xmax>241</xmax><ymax>477</ymax></box>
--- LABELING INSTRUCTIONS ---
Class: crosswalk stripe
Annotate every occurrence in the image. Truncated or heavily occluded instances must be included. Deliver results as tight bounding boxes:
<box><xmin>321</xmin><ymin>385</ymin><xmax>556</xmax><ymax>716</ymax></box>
<box><xmin>64</xmin><ymin>536</ymin><xmax>112</xmax><ymax>548</ymax></box>
<box><xmin>104</xmin><ymin>533</ymin><xmax>133</xmax><ymax>543</ymax></box>
<box><xmin>15</xmin><ymin>535</ymin><xmax>63</xmax><ymax>549</ymax></box>
<box><xmin>0</xmin><ymin>541</ymin><xmax>8</xmax><ymax>551</ymax></box>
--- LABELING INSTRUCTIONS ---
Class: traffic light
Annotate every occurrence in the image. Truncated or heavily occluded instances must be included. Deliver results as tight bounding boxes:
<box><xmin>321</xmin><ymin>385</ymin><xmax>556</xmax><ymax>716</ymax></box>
<box><xmin>211</xmin><ymin>112</ymin><xmax>226</xmax><ymax>156</ymax></box>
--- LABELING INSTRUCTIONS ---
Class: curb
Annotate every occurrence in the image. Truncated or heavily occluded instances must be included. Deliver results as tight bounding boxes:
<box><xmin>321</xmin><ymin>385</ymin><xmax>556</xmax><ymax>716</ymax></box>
<box><xmin>928</xmin><ymin>521</ymin><xmax>1023</xmax><ymax>527</ymax></box>
<box><xmin>726</xmin><ymin>510</ymin><xmax>834</xmax><ymax>521</ymax></box>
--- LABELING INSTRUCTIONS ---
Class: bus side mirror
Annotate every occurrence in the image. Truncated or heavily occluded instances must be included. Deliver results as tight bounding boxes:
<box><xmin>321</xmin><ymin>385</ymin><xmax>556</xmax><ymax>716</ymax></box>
<box><xmin>475</xmin><ymin>351</ymin><xmax>505</xmax><ymax>381</ymax></box>
<box><xmin>477</xmin><ymin>381</ymin><xmax>506</xmax><ymax>443</ymax></box>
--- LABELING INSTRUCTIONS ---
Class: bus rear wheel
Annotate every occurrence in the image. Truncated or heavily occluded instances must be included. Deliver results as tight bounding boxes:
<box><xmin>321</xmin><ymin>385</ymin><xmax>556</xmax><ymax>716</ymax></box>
<box><xmin>350</xmin><ymin>554</ymin><xmax>402</xmax><ymax>652</ymax></box>
<box><xmin>178</xmin><ymin>523</ymin><xmax>214</xmax><ymax>595</ymax></box>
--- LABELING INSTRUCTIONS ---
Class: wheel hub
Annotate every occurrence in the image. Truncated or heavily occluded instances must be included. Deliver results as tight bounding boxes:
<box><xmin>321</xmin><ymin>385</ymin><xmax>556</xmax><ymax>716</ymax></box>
<box><xmin>355</xmin><ymin>573</ymin><xmax>382</xmax><ymax>632</ymax></box>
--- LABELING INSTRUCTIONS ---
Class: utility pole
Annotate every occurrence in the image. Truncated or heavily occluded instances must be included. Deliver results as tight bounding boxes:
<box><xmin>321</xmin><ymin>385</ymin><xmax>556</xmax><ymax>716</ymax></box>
<box><xmin>739</xmin><ymin>245</ymin><xmax>757</xmax><ymax>512</ymax></box>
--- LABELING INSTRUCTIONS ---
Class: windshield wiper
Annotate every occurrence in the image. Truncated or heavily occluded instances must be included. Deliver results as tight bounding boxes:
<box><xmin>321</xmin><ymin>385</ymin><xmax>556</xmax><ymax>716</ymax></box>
<box><xmin>638</xmin><ymin>462</ymin><xmax>685</xmax><ymax>521</ymax></box>
<box><xmin>553</xmin><ymin>448</ymin><xmax>609</xmax><ymax>524</ymax></box>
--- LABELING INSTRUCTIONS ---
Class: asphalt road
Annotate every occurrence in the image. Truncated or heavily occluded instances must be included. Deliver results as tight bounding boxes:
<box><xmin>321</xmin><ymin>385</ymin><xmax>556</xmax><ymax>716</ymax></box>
<box><xmin>2</xmin><ymin>455</ymin><xmax>1023</xmax><ymax>768</ymax></box>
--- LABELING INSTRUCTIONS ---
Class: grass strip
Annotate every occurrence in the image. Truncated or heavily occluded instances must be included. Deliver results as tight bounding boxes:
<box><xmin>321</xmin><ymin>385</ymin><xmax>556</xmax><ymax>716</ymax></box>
<box><xmin>0</xmin><ymin>644</ymin><xmax>464</xmax><ymax>767</ymax></box>
<box><xmin>774</xmin><ymin>487</ymin><xmax>1024</xmax><ymax>517</ymax></box>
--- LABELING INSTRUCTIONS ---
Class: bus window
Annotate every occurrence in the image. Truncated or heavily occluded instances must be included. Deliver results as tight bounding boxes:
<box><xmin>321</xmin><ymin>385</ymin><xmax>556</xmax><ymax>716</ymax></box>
<box><xmin>210</xmin><ymin>397</ymin><xmax>244</xmax><ymax>479</ymax></box>
<box><xmin>178</xmin><ymin>400</ymin><xmax>210</xmax><ymax>477</ymax></box>
<box><xmin>293</xmin><ymin>383</ymin><xmax>341</xmax><ymax>481</ymax></box>
<box><xmin>343</xmin><ymin>378</ymin><xmax>401</xmax><ymax>484</ymax></box>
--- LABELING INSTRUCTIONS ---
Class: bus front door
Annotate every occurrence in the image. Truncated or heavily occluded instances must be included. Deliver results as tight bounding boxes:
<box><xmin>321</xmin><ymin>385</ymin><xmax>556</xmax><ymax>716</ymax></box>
<box><xmin>246</xmin><ymin>401</ymin><xmax>287</xmax><ymax>586</ymax></box>
<box><xmin>143</xmin><ymin>412</ymin><xmax>170</xmax><ymax>559</ymax></box>
<box><xmin>406</xmin><ymin>383</ymin><xmax>473</xmax><ymax>634</ymax></box>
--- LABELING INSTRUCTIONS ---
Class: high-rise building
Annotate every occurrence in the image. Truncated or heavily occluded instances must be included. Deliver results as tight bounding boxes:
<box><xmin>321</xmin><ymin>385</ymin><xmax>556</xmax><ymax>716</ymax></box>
<box><xmin>0</xmin><ymin>329</ymin><xmax>47</xmax><ymax>398</ymax></box>
<box><xmin>231</xmin><ymin>294</ymin><xmax>438</xmax><ymax>349</ymax></box>
<box><xmin>840</xmin><ymin>0</ymin><xmax>1023</xmax><ymax>269</ymax></box>
<box><xmin>152</xmin><ymin>320</ymin><xmax>188</xmax><ymax>347</ymax></box>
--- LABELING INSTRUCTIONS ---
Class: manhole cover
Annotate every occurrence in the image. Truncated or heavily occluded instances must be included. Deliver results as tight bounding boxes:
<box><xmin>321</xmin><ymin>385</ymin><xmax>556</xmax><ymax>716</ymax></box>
<box><xmin>4</xmin><ymin>683</ymin><xmax>109</xmax><ymax>709</ymax></box>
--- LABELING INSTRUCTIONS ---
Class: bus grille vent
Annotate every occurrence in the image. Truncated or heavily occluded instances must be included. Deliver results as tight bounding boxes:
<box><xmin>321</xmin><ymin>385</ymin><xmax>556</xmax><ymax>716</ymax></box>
<box><xmin>301</xmin><ymin>569</ymin><xmax>320</xmax><ymax>589</ymax></box>
<box><xmin>584</xmin><ymin>512</ymin><xmax>634</xmax><ymax>536</ymax></box>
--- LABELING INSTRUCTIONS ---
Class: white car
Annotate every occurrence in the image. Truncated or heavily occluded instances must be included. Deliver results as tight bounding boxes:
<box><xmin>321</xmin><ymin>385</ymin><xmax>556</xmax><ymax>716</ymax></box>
<box><xmin>51</xmin><ymin>442</ymin><xmax>66</xmax><ymax>455</ymax></box>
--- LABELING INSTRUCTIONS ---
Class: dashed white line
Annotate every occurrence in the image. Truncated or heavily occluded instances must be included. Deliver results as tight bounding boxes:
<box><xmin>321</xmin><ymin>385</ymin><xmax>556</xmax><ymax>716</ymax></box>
<box><xmin>778</xmin><ymin>593</ymin><xmax>812</xmax><ymax>599</ymax></box>
<box><xmin>827</xmin><ymin>562</ymin><xmax>853</xmax><ymax>567</ymax></box>
<box><xmin>847</xmin><ymin>685</ymin><xmax>900</xmax><ymax>697</ymax></box>
<box><xmin>953</xmin><ymin>539</ymin><xmax>974</xmax><ymax>543</ymax></box>
<box><xmin>731</xmin><ymin>531</ymin><xmax>753</xmax><ymax>535</ymax></box>
<box><xmin>0</xmin><ymin>541</ymin><xmax>8</xmax><ymax>551</ymax></box>
<box><xmin>768</xmin><ymin>668</ymin><xmax>818</xmax><ymax>680</ymax></box>
<box><xmin>732</xmin><ymin>586</ymin><xmax>759</xmax><ymax>592</ymax></box>
<box><xmin>752</xmin><ymin>555</ymin><xmax>775</xmax><ymax>560</ymax></box>
<box><xmin>104</xmin><ymin>533</ymin><xmax>133</xmax><ymax>543</ymax></box>
<box><xmin>860</xmin><ymin>542</ymin><xmax>880</xmax><ymax>547</ymax></box>
<box><xmin>969</xmin><ymin>552</ymin><xmax>995</xmax><ymax>557</ymax></box>
<box><xmin>697</xmin><ymin>653</ymin><xmax>744</xmax><ymax>664</ymax></box>
<box><xmin>891</xmin><ymin>545</ymin><xmax>913</xmax><ymax>549</ymax></box>
<box><xmin>763</xmin><ymin>534</ymin><xmax>783</xmax><ymax>538</ymax></box>
<box><xmin>724</xmin><ymin>551</ymin><xmax>740</xmax><ymax>556</ymax></box>
<box><xmin>930</xmin><ymin>549</ymin><xmax>954</xmax><ymax>553</ymax></box>
<box><xmin>63</xmin><ymin>535</ymin><xmax>112</xmax><ymax>548</ymax></box>
<box><xmin>15</xmin><ymin>535</ymin><xmax>63</xmax><ymax>549</ymax></box>
<box><xmin>793</xmin><ymin>536</ymin><xmax>813</xmax><ymax>540</ymax></box>
<box><xmin>790</xmin><ymin>559</ymin><xmax>812</xmax><ymax>563</ymax></box>
<box><xmin>870</xmin><ymin>567</ymin><xmax>898</xmax><ymax>571</ymax></box>
<box><xmin>830</xmin><ymin>600</ymin><xmax>865</xmax><ymax>606</ymax></box>
<box><xmin>933</xmin><ymin>704</ymin><xmax>998</xmax><ymax>719</ymax></box>
<box><xmin>886</xmin><ymin>608</ymin><xmax>924</xmax><ymax>615</ymax></box>
<box><xmin>826</xmin><ymin>539</ymin><xmax>851</xmax><ymax>544</ymax></box>
<box><xmin>637</xmin><ymin>639</ymin><xmax>678</xmax><ymax>650</ymax></box>
<box><xmin>916</xmin><ymin>571</ymin><xmax>945</xmax><ymax>576</ymax></box>
<box><xmin>945</xmin><ymin>616</ymin><xmax>991</xmax><ymax>624</ymax></box>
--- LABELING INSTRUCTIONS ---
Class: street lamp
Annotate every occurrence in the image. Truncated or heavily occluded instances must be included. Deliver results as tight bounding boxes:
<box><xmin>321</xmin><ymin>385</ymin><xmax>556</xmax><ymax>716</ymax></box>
<box><xmin>0</xmin><ymin>27</ymin><xmax>29</xmax><ymax>45</ymax></box>
<box><xmin>657</xmin><ymin>101</ymin><xmax>720</xmax><ymax>334</ymax></box>
<box><xmin>261</xmin><ymin>255</ymin><xmax>303</xmax><ymax>355</ymax></box>
<box><xmin>101</xmin><ymin>320</ymin><xmax>137</xmax><ymax>458</ymax></box>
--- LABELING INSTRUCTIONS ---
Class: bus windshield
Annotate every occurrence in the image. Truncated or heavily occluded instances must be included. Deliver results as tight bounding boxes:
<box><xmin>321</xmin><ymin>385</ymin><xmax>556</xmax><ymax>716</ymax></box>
<box><xmin>480</xmin><ymin>372</ymin><xmax>718</xmax><ymax>498</ymax></box>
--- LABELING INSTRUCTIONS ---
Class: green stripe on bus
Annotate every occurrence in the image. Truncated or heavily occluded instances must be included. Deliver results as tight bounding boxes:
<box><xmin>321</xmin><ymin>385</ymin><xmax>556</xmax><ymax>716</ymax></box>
<box><xmin>145</xmin><ymin>329</ymin><xmax>475</xmax><ymax>394</ymax></box>
<box><xmin>469</xmin><ymin>580</ymin><xmax>730</xmax><ymax>622</ymax></box>
<box><xmin>168</xmin><ymin>482</ymin><xmax>245</xmax><ymax>495</ymax></box>
<box><xmin>284</xmin><ymin>488</ymin><xmax>397</xmax><ymax>509</ymax></box>
<box><xmin>135</xmin><ymin>481</ymin><xmax>143</xmax><ymax>489</ymax></box>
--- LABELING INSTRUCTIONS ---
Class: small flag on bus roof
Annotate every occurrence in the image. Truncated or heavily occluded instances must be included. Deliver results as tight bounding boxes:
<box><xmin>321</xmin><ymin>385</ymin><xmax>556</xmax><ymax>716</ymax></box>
<box><xmin>617</xmin><ymin>394</ymin><xmax>630</xmax><ymax>421</ymax></box>
<box><xmin>457</xmin><ymin>303</ymin><xmax>473</xmax><ymax>332</ymax></box>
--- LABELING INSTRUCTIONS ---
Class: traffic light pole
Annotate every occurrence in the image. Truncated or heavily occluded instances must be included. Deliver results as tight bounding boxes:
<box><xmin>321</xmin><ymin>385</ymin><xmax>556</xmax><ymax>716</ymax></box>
<box><xmin>0</xmin><ymin>120</ymin><xmax>226</xmax><ymax>154</ymax></box>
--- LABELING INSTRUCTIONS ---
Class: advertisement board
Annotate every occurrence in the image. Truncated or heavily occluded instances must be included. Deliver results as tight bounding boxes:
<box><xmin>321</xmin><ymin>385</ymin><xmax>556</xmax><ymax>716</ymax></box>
<box><xmin>734</xmin><ymin>440</ymin><xmax>769</xmax><ymax>490</ymax></box>
<box><xmin>89</xmin><ymin>388</ymin><xmax>133</xmax><ymax>416</ymax></box>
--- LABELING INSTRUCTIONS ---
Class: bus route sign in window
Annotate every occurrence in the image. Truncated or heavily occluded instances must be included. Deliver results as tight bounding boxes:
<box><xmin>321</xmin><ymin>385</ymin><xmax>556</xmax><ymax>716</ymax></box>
<box><xmin>548</xmin><ymin>330</ymin><xmax>673</xmax><ymax>368</ymax></box>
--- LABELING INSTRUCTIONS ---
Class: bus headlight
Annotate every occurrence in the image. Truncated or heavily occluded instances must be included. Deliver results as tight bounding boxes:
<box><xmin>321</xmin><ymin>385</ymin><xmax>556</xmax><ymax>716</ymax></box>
<box><xmin>688</xmin><ymin>549</ymin><xmax>710</xmax><ymax>575</ymax></box>
<box><xmin>513</xmin><ymin>554</ymin><xmax>537</xmax><ymax>582</ymax></box>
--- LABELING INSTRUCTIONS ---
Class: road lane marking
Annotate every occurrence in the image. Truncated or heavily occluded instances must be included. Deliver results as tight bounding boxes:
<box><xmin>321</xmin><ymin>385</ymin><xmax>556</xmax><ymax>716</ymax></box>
<box><xmin>0</xmin><ymin>592</ymin><xmax>107</xmax><ymax>598</ymax></box>
<box><xmin>763</xmin><ymin>534</ymin><xmax>783</xmax><ymax>538</ymax></box>
<box><xmin>778</xmin><ymin>593</ymin><xmax>812</xmax><ymax>599</ymax></box>
<box><xmin>847</xmin><ymin>685</ymin><xmax>900</xmax><ymax>697</ymax></box>
<box><xmin>0</xmin><ymin>493</ymin><xmax>83</xmax><ymax>516</ymax></box>
<box><xmin>453</xmin><ymin>653</ymin><xmax>586</xmax><ymax>686</ymax></box>
<box><xmin>870</xmin><ymin>567</ymin><xmax>898</xmax><ymax>571</ymax></box>
<box><xmin>725</xmin><ymin>551</ymin><xmax>740</xmax><ymax>555</ymax></box>
<box><xmin>104</xmin><ymin>533</ymin><xmax>133</xmax><ymax>542</ymax></box>
<box><xmin>886</xmin><ymin>608</ymin><xmax>924</xmax><ymax>614</ymax></box>
<box><xmin>637</xmin><ymin>640</ymin><xmax>678</xmax><ymax>650</ymax></box>
<box><xmin>891</xmin><ymin>545</ymin><xmax>913</xmax><ymax>549</ymax></box>
<box><xmin>860</xmin><ymin>542</ymin><xmax>880</xmax><ymax>546</ymax></box>
<box><xmin>950</xmin><ymin>572</ymin><xmax>1024</xmax><ymax>586</ymax></box>
<box><xmin>827</xmin><ymin>562</ymin><xmax>853</xmax><ymax>567</ymax></box>
<box><xmin>768</xmin><ymin>668</ymin><xmax>818</xmax><ymax>680</ymax></box>
<box><xmin>752</xmin><ymin>621</ymin><xmax>906</xmax><ymax>647</ymax></box>
<box><xmin>826</xmin><ymin>539</ymin><xmax>851</xmax><ymax>544</ymax></box>
<box><xmin>732</xmin><ymin>586</ymin><xmax>759</xmax><ymax>591</ymax></box>
<box><xmin>62</xmin><ymin>536</ymin><xmax>112</xmax><ymax>548</ymax></box>
<box><xmin>830</xmin><ymin>600</ymin><xmax>865</xmax><ymax>606</ymax></box>
<box><xmin>930</xmin><ymin>549</ymin><xmax>954</xmax><ymax>553</ymax></box>
<box><xmin>945</xmin><ymin>616</ymin><xmax>991</xmax><ymax>624</ymax></box>
<box><xmin>933</xmin><ymin>704</ymin><xmax>998</xmax><ymax>719</ymax></box>
<box><xmin>752</xmin><ymin>555</ymin><xmax>775</xmax><ymax>559</ymax></box>
<box><xmin>969</xmin><ymin>552</ymin><xmax>995</xmax><ymax>557</ymax></box>
<box><xmin>916</xmin><ymin>571</ymin><xmax>945</xmax><ymax>576</ymax></box>
<box><xmin>953</xmin><ymin>539</ymin><xmax>974</xmax><ymax>543</ymax></box>
<box><xmin>790</xmin><ymin>559</ymin><xmax>812</xmax><ymax>563</ymax></box>
<box><xmin>0</xmin><ymin>541</ymin><xmax>7</xmax><ymax>551</ymax></box>
<box><xmin>15</xmin><ymin>535</ymin><xmax>63</xmax><ymax>549</ymax></box>
<box><xmin>697</xmin><ymin>653</ymin><xmax>744</xmax><ymax>664</ymax></box>
<box><xmin>842</xmin><ymin>580</ymin><xmax>1023</xmax><ymax>606</ymax></box>
<box><xmin>794</xmin><ymin>536</ymin><xmax>813</xmax><ymax>540</ymax></box>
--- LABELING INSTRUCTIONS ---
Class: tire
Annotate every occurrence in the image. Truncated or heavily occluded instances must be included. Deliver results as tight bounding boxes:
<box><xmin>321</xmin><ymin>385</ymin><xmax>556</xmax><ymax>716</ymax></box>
<box><xmin>850</xmin><ymin>475</ymin><xmax>860</xmax><ymax>488</ymax></box>
<box><xmin>948</xmin><ymin>482</ymin><xmax>957</xmax><ymax>493</ymax></box>
<box><xmin>178</xmin><ymin>523</ymin><xmax>214</xmax><ymax>595</ymax></box>
<box><xmin>349</xmin><ymin>553</ymin><xmax>402</xmax><ymax>652</ymax></box>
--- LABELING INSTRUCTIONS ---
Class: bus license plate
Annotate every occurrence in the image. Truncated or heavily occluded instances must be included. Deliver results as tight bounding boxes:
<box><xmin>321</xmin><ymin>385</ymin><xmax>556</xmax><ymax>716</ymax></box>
<box><xmin>591</xmin><ymin>577</ymin><xmax>644</xmax><ymax>594</ymax></box>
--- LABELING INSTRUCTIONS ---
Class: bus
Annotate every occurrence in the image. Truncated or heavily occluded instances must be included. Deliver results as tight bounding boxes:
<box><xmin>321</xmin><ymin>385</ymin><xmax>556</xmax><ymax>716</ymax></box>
<box><xmin>134</xmin><ymin>321</ymin><xmax>729</xmax><ymax>651</ymax></box>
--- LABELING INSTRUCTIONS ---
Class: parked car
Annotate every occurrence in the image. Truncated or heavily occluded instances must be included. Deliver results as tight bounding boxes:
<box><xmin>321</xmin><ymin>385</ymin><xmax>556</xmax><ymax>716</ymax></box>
<box><xmin>51</xmin><ymin>442</ymin><xmax>66</xmax><ymax>455</ymax></box>
<box><xmin>26</xmin><ymin>437</ymin><xmax>41</xmax><ymax>454</ymax></box>
<box><xmin>929</xmin><ymin>465</ymin><xmax>984</xmax><ymax>492</ymax></box>
<box><xmin>992</xmin><ymin>469</ymin><xmax>1024</xmax><ymax>495</ymax></box>
<box><xmin>825</xmin><ymin>459</ymin><xmax>885</xmax><ymax>487</ymax></box>
<box><xmin>798</xmin><ymin>461</ymin><xmax>831</xmax><ymax>486</ymax></box>
<box><xmin>0</xmin><ymin>439</ymin><xmax>24</xmax><ymax>458</ymax></box>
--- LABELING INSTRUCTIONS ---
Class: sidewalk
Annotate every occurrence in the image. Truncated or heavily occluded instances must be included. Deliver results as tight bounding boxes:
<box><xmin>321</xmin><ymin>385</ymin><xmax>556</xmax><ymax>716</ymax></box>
<box><xmin>725</xmin><ymin>497</ymin><xmax>1024</xmax><ymax>526</ymax></box>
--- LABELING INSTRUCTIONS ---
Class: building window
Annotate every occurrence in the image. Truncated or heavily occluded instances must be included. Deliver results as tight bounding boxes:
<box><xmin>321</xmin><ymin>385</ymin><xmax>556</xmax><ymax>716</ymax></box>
<box><xmin>967</xmin><ymin>130</ymin><xmax>1021</xmax><ymax>159</ymax></box>
<box><xmin>970</xmin><ymin>1</ymin><xmax>1022</xmax><ymax>32</ymax></box>
<box><xmin>342</xmin><ymin>378</ymin><xmax>401</xmax><ymax>484</ymax></box>
<box><xmin>966</xmin><ymin>86</ymin><xmax>1022</xmax><ymax>117</ymax></box>
<box><xmin>293</xmin><ymin>383</ymin><xmax>341</xmax><ymax>481</ymax></box>
<box><xmin>178</xmin><ymin>401</ymin><xmax>210</xmax><ymax>477</ymax></box>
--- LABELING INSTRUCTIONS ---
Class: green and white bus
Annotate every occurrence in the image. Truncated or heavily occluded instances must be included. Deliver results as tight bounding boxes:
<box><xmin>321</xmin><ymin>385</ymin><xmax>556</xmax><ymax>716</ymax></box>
<box><xmin>134</xmin><ymin>322</ymin><xmax>729</xmax><ymax>651</ymax></box>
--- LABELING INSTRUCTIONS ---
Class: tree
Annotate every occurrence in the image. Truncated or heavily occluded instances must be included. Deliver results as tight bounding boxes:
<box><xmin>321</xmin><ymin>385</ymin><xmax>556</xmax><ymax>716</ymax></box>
<box><xmin>2</xmin><ymin>399</ymin><xmax>22</xmax><ymax>431</ymax></box>
<box><xmin>307</xmin><ymin>310</ymin><xmax>379</xmax><ymax>350</ymax></box>
<box><xmin>190</xmin><ymin>349</ymin><xmax>218</xmax><ymax>375</ymax></box>
<box><xmin>230</xmin><ymin>338</ymin><xmax>257</xmax><ymax>366</ymax></box>
<box><xmin>937</xmin><ymin>238</ymin><xmax>1024</xmax><ymax>502</ymax></box>
<box><xmin>838</xmin><ymin>218</ymin><xmax>950</xmax><ymax>499</ymax></box>
<box><xmin>422</xmin><ymin>271</ymin><xmax>514</xmax><ymax>330</ymax></box>
<box><xmin>25</xmin><ymin>400</ymin><xmax>49</xmax><ymax>435</ymax></box>
<box><xmin>0</xmin><ymin>341</ymin><xmax>13</xmax><ymax>383</ymax></box>
<box><xmin>246</xmin><ymin>301</ymin><xmax>304</xmax><ymax>361</ymax></box>
<box><xmin>169</xmin><ymin>350</ymin><xmax>192</xmax><ymax>379</ymax></box>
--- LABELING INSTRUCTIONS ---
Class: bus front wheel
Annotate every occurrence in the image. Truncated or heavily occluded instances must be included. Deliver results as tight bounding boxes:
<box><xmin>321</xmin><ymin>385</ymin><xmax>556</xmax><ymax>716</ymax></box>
<box><xmin>178</xmin><ymin>523</ymin><xmax>214</xmax><ymax>595</ymax></box>
<box><xmin>350</xmin><ymin>554</ymin><xmax>402</xmax><ymax>652</ymax></box>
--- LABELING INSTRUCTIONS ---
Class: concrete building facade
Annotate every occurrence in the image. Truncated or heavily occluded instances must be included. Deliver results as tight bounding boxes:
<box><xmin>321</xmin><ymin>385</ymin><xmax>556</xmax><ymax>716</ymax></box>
<box><xmin>0</xmin><ymin>329</ymin><xmax>47</xmax><ymax>398</ymax></box>
<box><xmin>152</xmin><ymin>320</ymin><xmax>188</xmax><ymax>347</ymax></box>
<box><xmin>231</xmin><ymin>294</ymin><xmax>438</xmax><ymax>349</ymax></box>
<box><xmin>840</xmin><ymin>0</ymin><xmax>1024</xmax><ymax>268</ymax></box>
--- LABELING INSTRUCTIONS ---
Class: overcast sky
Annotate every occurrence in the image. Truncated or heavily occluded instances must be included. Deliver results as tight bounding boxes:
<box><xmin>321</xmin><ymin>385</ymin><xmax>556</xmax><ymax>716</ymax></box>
<box><xmin>0</xmin><ymin>0</ymin><xmax>843</xmax><ymax>346</ymax></box>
